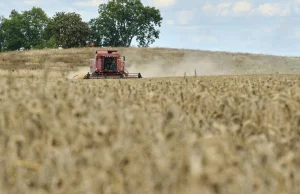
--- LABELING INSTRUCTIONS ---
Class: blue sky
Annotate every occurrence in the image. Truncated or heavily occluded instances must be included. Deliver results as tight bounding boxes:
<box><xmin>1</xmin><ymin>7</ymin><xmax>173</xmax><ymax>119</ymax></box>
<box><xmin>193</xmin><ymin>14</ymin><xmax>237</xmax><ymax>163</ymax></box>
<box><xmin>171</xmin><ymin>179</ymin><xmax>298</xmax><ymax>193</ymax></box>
<box><xmin>1</xmin><ymin>0</ymin><xmax>300</xmax><ymax>56</ymax></box>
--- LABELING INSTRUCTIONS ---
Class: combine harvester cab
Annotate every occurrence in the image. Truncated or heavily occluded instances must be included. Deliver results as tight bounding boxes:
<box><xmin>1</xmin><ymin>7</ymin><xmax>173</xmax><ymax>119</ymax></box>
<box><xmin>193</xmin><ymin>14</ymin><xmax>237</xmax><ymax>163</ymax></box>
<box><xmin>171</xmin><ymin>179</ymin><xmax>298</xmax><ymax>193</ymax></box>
<box><xmin>84</xmin><ymin>50</ymin><xmax>142</xmax><ymax>79</ymax></box>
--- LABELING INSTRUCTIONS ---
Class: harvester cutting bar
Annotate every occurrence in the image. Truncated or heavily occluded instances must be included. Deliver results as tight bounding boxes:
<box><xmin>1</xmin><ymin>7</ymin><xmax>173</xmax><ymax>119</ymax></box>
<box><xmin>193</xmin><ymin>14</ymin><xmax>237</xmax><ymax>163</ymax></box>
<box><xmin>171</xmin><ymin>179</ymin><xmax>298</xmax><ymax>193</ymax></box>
<box><xmin>83</xmin><ymin>72</ymin><xmax>142</xmax><ymax>79</ymax></box>
<box><xmin>86</xmin><ymin>76</ymin><xmax>140</xmax><ymax>79</ymax></box>
<box><xmin>127</xmin><ymin>73</ymin><xmax>142</xmax><ymax>78</ymax></box>
<box><xmin>86</xmin><ymin>77</ymin><xmax>124</xmax><ymax>79</ymax></box>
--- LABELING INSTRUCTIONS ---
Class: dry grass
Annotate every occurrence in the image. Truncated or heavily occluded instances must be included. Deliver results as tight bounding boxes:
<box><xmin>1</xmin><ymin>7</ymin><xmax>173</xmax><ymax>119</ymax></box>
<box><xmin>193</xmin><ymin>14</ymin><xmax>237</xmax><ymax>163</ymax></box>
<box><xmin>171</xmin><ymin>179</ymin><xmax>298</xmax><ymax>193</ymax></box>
<box><xmin>1</xmin><ymin>47</ymin><xmax>300</xmax><ymax>76</ymax></box>
<box><xmin>0</xmin><ymin>71</ymin><xmax>300</xmax><ymax>194</ymax></box>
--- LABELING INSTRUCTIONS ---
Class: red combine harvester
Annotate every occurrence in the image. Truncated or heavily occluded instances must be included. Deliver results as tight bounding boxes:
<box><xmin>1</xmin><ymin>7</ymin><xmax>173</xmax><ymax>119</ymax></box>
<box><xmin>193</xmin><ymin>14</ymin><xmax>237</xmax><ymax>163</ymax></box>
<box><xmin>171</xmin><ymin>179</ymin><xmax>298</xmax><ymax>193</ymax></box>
<box><xmin>84</xmin><ymin>49</ymin><xmax>142</xmax><ymax>79</ymax></box>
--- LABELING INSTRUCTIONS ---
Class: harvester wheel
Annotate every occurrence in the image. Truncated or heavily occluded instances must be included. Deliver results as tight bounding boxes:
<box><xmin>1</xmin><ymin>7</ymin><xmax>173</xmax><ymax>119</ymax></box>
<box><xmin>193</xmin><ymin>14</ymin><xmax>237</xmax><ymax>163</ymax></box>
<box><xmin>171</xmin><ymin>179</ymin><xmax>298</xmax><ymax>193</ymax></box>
<box><xmin>85</xmin><ymin>72</ymin><xmax>90</xmax><ymax>79</ymax></box>
<box><xmin>138</xmin><ymin>73</ymin><xmax>142</xmax><ymax>78</ymax></box>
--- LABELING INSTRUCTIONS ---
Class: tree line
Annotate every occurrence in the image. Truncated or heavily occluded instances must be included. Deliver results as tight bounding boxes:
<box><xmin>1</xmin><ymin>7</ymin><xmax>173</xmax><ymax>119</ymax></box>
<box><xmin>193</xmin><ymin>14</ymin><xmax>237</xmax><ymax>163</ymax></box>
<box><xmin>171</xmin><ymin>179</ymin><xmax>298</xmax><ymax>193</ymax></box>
<box><xmin>0</xmin><ymin>0</ymin><xmax>163</xmax><ymax>52</ymax></box>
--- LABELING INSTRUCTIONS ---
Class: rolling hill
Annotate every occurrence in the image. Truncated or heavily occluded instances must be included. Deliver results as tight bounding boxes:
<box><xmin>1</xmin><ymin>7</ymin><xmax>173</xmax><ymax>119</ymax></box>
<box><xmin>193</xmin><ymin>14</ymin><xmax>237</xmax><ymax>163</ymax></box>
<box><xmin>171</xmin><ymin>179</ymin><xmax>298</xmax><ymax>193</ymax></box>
<box><xmin>1</xmin><ymin>47</ymin><xmax>300</xmax><ymax>78</ymax></box>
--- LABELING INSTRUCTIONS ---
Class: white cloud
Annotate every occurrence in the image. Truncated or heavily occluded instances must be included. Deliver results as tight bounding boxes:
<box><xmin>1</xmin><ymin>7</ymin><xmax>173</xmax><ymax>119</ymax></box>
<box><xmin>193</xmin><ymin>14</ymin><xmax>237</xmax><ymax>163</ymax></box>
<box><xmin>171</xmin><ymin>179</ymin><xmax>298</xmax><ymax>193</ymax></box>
<box><xmin>74</xmin><ymin>0</ymin><xmax>106</xmax><ymax>7</ymax></box>
<box><xmin>217</xmin><ymin>2</ymin><xmax>232</xmax><ymax>10</ymax></box>
<box><xmin>203</xmin><ymin>2</ymin><xmax>233</xmax><ymax>16</ymax></box>
<box><xmin>24</xmin><ymin>0</ymin><xmax>40</xmax><ymax>5</ymax></box>
<box><xmin>216</xmin><ymin>2</ymin><xmax>232</xmax><ymax>16</ymax></box>
<box><xmin>150</xmin><ymin>0</ymin><xmax>176</xmax><ymax>8</ymax></box>
<box><xmin>178</xmin><ymin>10</ymin><xmax>193</xmax><ymax>25</ymax></box>
<box><xmin>203</xmin><ymin>1</ymin><xmax>248</xmax><ymax>16</ymax></box>
<box><xmin>202</xmin><ymin>4</ymin><xmax>215</xmax><ymax>15</ymax></box>
<box><xmin>202</xmin><ymin>1</ymin><xmax>292</xmax><ymax>17</ymax></box>
<box><xmin>256</xmin><ymin>3</ymin><xmax>290</xmax><ymax>16</ymax></box>
<box><xmin>232</xmin><ymin>1</ymin><xmax>252</xmax><ymax>14</ymax></box>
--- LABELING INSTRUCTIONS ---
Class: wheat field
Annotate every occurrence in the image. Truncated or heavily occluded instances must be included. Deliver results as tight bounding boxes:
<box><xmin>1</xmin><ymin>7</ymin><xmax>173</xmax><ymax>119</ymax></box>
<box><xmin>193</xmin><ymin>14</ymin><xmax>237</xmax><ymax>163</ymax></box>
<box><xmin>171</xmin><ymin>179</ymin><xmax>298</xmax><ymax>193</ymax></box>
<box><xmin>2</xmin><ymin>47</ymin><xmax>300</xmax><ymax>76</ymax></box>
<box><xmin>0</xmin><ymin>48</ymin><xmax>300</xmax><ymax>194</ymax></box>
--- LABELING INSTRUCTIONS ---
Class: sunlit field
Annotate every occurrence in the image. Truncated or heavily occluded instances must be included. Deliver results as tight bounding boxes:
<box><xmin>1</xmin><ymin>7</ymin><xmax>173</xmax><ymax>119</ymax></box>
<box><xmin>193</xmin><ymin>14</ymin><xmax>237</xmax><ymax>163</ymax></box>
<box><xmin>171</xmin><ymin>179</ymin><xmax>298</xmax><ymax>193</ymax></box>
<box><xmin>0</xmin><ymin>47</ymin><xmax>300</xmax><ymax>194</ymax></box>
<box><xmin>1</xmin><ymin>47</ymin><xmax>300</xmax><ymax>76</ymax></box>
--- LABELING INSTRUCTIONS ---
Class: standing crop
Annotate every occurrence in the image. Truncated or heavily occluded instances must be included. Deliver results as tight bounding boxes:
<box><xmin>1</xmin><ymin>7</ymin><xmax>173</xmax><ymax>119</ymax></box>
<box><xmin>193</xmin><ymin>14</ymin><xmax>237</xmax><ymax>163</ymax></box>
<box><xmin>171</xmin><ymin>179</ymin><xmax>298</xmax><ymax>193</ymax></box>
<box><xmin>0</xmin><ymin>73</ymin><xmax>299</xmax><ymax>194</ymax></box>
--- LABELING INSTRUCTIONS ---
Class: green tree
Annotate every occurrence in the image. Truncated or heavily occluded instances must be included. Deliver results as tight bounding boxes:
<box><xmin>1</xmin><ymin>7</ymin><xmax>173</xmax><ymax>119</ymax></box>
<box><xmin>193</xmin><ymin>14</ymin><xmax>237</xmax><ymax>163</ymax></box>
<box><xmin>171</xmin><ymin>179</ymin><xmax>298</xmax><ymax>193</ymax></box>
<box><xmin>89</xmin><ymin>0</ymin><xmax>163</xmax><ymax>47</ymax></box>
<box><xmin>1</xmin><ymin>8</ymin><xmax>49</xmax><ymax>51</ymax></box>
<box><xmin>1</xmin><ymin>10</ymin><xmax>26</xmax><ymax>51</ymax></box>
<box><xmin>22</xmin><ymin>7</ymin><xmax>49</xmax><ymax>49</ymax></box>
<box><xmin>45</xmin><ymin>12</ymin><xmax>90</xmax><ymax>48</ymax></box>
<box><xmin>0</xmin><ymin>16</ymin><xmax>4</xmax><ymax>52</ymax></box>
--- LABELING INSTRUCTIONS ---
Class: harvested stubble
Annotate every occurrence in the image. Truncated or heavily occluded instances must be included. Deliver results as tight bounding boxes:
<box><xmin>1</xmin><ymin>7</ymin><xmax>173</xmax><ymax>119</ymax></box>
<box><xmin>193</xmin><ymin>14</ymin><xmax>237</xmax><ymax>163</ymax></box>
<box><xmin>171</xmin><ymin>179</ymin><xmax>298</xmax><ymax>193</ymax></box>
<box><xmin>0</xmin><ymin>73</ymin><xmax>300</xmax><ymax>194</ymax></box>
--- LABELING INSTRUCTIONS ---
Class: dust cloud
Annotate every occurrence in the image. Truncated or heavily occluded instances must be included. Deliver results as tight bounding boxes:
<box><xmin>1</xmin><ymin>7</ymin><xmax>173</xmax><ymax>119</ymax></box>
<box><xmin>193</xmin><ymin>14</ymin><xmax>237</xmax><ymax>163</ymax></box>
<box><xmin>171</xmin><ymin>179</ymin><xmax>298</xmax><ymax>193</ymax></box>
<box><xmin>67</xmin><ymin>66</ymin><xmax>90</xmax><ymax>79</ymax></box>
<box><xmin>127</xmin><ymin>54</ymin><xmax>232</xmax><ymax>78</ymax></box>
<box><xmin>66</xmin><ymin>53</ymin><xmax>233</xmax><ymax>79</ymax></box>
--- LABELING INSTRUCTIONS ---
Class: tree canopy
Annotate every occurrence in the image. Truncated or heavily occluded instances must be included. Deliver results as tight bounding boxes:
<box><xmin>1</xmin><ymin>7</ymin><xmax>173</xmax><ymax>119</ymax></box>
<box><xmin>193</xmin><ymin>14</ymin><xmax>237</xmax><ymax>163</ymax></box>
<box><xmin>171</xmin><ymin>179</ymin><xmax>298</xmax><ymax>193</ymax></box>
<box><xmin>1</xmin><ymin>8</ymin><xmax>49</xmax><ymax>51</ymax></box>
<box><xmin>0</xmin><ymin>16</ymin><xmax>4</xmax><ymax>52</ymax></box>
<box><xmin>0</xmin><ymin>0</ymin><xmax>163</xmax><ymax>52</ymax></box>
<box><xmin>45</xmin><ymin>12</ymin><xmax>90</xmax><ymax>48</ymax></box>
<box><xmin>89</xmin><ymin>0</ymin><xmax>163</xmax><ymax>47</ymax></box>
<box><xmin>22</xmin><ymin>7</ymin><xmax>49</xmax><ymax>49</ymax></box>
<box><xmin>1</xmin><ymin>10</ymin><xmax>26</xmax><ymax>51</ymax></box>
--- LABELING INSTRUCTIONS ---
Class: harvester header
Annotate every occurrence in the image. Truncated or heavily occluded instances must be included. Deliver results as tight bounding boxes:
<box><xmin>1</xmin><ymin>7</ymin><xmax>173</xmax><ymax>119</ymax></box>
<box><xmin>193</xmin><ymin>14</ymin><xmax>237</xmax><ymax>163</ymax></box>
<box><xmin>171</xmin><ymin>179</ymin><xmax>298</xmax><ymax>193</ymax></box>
<box><xmin>84</xmin><ymin>49</ymin><xmax>142</xmax><ymax>79</ymax></box>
